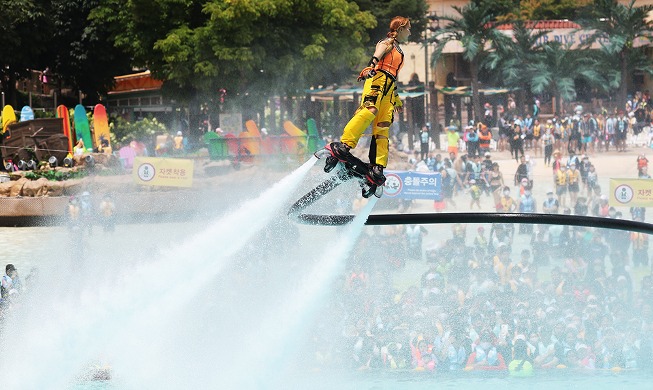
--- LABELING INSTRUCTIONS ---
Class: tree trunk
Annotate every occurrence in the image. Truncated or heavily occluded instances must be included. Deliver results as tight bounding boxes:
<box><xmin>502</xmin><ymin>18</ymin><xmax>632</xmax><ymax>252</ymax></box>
<box><xmin>7</xmin><ymin>71</ymin><xmax>18</xmax><ymax>107</ymax></box>
<box><xmin>470</xmin><ymin>59</ymin><xmax>482</xmax><ymax>124</ymax></box>
<box><xmin>516</xmin><ymin>89</ymin><xmax>526</xmax><ymax>116</ymax></box>
<box><xmin>555</xmin><ymin>88</ymin><xmax>562</xmax><ymax>117</ymax></box>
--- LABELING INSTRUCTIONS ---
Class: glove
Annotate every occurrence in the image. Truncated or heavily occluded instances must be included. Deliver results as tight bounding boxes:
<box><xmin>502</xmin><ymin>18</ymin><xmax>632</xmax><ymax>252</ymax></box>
<box><xmin>357</xmin><ymin>66</ymin><xmax>376</xmax><ymax>82</ymax></box>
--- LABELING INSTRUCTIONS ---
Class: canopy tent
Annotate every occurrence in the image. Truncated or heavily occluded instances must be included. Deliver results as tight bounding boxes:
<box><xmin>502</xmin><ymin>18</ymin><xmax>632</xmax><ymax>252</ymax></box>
<box><xmin>434</xmin><ymin>85</ymin><xmax>510</xmax><ymax>96</ymax></box>
<box><xmin>307</xmin><ymin>87</ymin><xmax>425</xmax><ymax>102</ymax></box>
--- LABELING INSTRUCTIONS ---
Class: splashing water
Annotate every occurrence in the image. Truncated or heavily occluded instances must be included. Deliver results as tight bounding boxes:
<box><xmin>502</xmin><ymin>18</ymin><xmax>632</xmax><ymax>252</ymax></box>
<box><xmin>225</xmin><ymin>196</ymin><xmax>379</xmax><ymax>388</ymax></box>
<box><xmin>0</xmin><ymin>157</ymin><xmax>319</xmax><ymax>389</ymax></box>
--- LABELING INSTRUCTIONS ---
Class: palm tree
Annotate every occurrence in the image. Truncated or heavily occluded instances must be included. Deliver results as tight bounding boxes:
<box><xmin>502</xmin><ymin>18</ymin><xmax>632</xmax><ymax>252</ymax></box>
<box><xmin>431</xmin><ymin>3</ymin><xmax>510</xmax><ymax>123</ymax></box>
<box><xmin>484</xmin><ymin>20</ymin><xmax>550</xmax><ymax>115</ymax></box>
<box><xmin>529</xmin><ymin>42</ymin><xmax>601</xmax><ymax>115</ymax></box>
<box><xmin>578</xmin><ymin>0</ymin><xmax>653</xmax><ymax>110</ymax></box>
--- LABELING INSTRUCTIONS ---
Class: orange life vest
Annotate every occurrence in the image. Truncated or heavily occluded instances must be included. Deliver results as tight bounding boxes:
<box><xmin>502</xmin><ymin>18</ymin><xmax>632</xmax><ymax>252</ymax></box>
<box><xmin>376</xmin><ymin>39</ymin><xmax>404</xmax><ymax>79</ymax></box>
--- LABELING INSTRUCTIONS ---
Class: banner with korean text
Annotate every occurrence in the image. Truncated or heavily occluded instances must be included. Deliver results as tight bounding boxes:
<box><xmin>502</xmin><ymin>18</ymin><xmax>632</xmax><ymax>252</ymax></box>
<box><xmin>383</xmin><ymin>170</ymin><xmax>442</xmax><ymax>200</ymax></box>
<box><xmin>132</xmin><ymin>157</ymin><xmax>194</xmax><ymax>188</ymax></box>
<box><xmin>609</xmin><ymin>178</ymin><xmax>653</xmax><ymax>207</ymax></box>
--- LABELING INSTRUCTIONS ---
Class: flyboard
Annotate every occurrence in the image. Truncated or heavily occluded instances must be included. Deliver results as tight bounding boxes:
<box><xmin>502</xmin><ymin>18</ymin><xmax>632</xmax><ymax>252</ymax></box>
<box><xmin>288</xmin><ymin>148</ymin><xmax>383</xmax><ymax>226</ymax></box>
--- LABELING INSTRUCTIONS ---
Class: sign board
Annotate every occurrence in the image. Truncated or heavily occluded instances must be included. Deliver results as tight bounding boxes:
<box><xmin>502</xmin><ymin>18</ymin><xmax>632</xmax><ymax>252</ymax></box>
<box><xmin>383</xmin><ymin>170</ymin><xmax>442</xmax><ymax>200</ymax></box>
<box><xmin>219</xmin><ymin>113</ymin><xmax>243</xmax><ymax>135</ymax></box>
<box><xmin>133</xmin><ymin>157</ymin><xmax>194</xmax><ymax>188</ymax></box>
<box><xmin>609</xmin><ymin>178</ymin><xmax>653</xmax><ymax>207</ymax></box>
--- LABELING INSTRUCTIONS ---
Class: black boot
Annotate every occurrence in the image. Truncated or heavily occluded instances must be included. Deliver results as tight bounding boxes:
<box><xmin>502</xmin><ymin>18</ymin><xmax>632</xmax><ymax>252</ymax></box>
<box><xmin>368</xmin><ymin>164</ymin><xmax>386</xmax><ymax>186</ymax></box>
<box><xmin>326</xmin><ymin>142</ymin><xmax>353</xmax><ymax>162</ymax></box>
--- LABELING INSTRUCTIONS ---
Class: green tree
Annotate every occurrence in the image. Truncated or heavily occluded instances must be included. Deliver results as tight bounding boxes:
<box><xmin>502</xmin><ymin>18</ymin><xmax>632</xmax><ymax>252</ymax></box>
<box><xmin>490</xmin><ymin>0</ymin><xmax>590</xmax><ymax>21</ymax></box>
<box><xmin>431</xmin><ymin>2</ymin><xmax>510</xmax><ymax>122</ymax></box>
<box><xmin>485</xmin><ymin>20</ymin><xmax>550</xmax><ymax>114</ymax></box>
<box><xmin>529</xmin><ymin>42</ymin><xmax>601</xmax><ymax>115</ymax></box>
<box><xmin>47</xmin><ymin>0</ymin><xmax>132</xmax><ymax>101</ymax></box>
<box><xmin>91</xmin><ymin>0</ymin><xmax>375</xmax><ymax>100</ymax></box>
<box><xmin>0</xmin><ymin>0</ymin><xmax>51</xmax><ymax>106</ymax></box>
<box><xmin>578</xmin><ymin>0</ymin><xmax>653</xmax><ymax>110</ymax></box>
<box><xmin>353</xmin><ymin>0</ymin><xmax>428</xmax><ymax>44</ymax></box>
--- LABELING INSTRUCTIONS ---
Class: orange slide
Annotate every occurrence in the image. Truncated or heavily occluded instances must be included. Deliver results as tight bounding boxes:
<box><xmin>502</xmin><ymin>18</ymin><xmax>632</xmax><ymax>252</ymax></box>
<box><xmin>282</xmin><ymin>120</ymin><xmax>307</xmax><ymax>154</ymax></box>
<box><xmin>240</xmin><ymin>120</ymin><xmax>261</xmax><ymax>155</ymax></box>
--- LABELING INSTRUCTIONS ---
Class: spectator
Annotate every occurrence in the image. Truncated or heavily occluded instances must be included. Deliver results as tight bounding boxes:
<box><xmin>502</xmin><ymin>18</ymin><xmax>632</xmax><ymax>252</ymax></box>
<box><xmin>447</xmin><ymin>126</ymin><xmax>460</xmax><ymax>157</ymax></box>
<box><xmin>542</xmin><ymin>189</ymin><xmax>559</xmax><ymax>214</ymax></box>
<box><xmin>509</xmin><ymin>339</ymin><xmax>534</xmax><ymax>376</ymax></box>
<box><xmin>99</xmin><ymin>193</ymin><xmax>116</xmax><ymax>233</ymax></box>
<box><xmin>465</xmin><ymin>329</ymin><xmax>507</xmax><ymax>370</ymax></box>
<box><xmin>1</xmin><ymin>264</ymin><xmax>19</xmax><ymax>300</ymax></box>
<box><xmin>518</xmin><ymin>188</ymin><xmax>536</xmax><ymax>234</ymax></box>
<box><xmin>464</xmin><ymin>179</ymin><xmax>480</xmax><ymax>210</ymax></box>
<box><xmin>419</xmin><ymin>125</ymin><xmax>430</xmax><ymax>161</ymax></box>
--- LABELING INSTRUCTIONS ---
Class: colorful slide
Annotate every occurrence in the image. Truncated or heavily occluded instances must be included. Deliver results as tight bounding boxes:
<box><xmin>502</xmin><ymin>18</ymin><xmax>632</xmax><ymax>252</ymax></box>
<box><xmin>240</xmin><ymin>119</ymin><xmax>261</xmax><ymax>156</ymax></box>
<box><xmin>93</xmin><ymin>104</ymin><xmax>111</xmax><ymax>153</ymax></box>
<box><xmin>20</xmin><ymin>106</ymin><xmax>34</xmax><ymax>122</ymax></box>
<box><xmin>56</xmin><ymin>105</ymin><xmax>74</xmax><ymax>153</ymax></box>
<box><xmin>282</xmin><ymin>120</ymin><xmax>307</xmax><ymax>154</ymax></box>
<box><xmin>306</xmin><ymin>118</ymin><xmax>324</xmax><ymax>153</ymax></box>
<box><xmin>74</xmin><ymin>104</ymin><xmax>93</xmax><ymax>151</ymax></box>
<box><xmin>1</xmin><ymin>105</ymin><xmax>16</xmax><ymax>134</ymax></box>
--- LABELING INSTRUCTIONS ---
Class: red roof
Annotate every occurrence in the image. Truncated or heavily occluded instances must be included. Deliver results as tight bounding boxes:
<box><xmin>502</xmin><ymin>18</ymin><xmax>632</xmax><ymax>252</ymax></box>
<box><xmin>496</xmin><ymin>20</ymin><xmax>581</xmax><ymax>30</ymax></box>
<box><xmin>109</xmin><ymin>70</ymin><xmax>163</xmax><ymax>95</ymax></box>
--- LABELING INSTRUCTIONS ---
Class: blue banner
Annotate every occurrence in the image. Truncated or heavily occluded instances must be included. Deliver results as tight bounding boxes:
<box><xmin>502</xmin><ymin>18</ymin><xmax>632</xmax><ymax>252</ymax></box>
<box><xmin>383</xmin><ymin>170</ymin><xmax>442</xmax><ymax>200</ymax></box>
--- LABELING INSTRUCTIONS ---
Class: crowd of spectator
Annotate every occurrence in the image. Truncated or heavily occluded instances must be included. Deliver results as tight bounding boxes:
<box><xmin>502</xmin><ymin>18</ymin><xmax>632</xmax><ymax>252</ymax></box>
<box><xmin>309</xmin><ymin>220</ymin><xmax>653</xmax><ymax>375</ymax></box>
<box><xmin>303</xmin><ymin>96</ymin><xmax>653</xmax><ymax>376</ymax></box>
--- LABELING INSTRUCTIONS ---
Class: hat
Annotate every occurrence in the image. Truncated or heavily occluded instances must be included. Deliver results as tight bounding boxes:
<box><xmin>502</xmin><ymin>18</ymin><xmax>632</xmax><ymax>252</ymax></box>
<box><xmin>521</xmin><ymin>178</ymin><xmax>529</xmax><ymax>184</ymax></box>
<box><xmin>6</xmin><ymin>264</ymin><xmax>16</xmax><ymax>273</ymax></box>
<box><xmin>553</xmin><ymin>149</ymin><xmax>561</xmax><ymax>156</ymax></box>
<box><xmin>485</xmin><ymin>152</ymin><xmax>491</xmax><ymax>157</ymax></box>
<box><xmin>176</xmin><ymin>131</ymin><xmax>183</xmax><ymax>136</ymax></box>
<box><xmin>547</xmin><ymin>188</ymin><xmax>554</xmax><ymax>194</ymax></box>
<box><xmin>469</xmin><ymin>179</ymin><xmax>476</xmax><ymax>184</ymax></box>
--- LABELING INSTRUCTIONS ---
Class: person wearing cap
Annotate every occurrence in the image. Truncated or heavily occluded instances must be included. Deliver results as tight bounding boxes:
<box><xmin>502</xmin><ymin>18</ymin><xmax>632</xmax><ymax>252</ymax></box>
<box><xmin>543</xmin><ymin>189</ymin><xmax>559</xmax><ymax>214</ymax></box>
<box><xmin>552</xmin><ymin>149</ymin><xmax>563</xmax><ymax>174</ymax></box>
<box><xmin>447</xmin><ymin>125</ymin><xmax>461</xmax><ymax>157</ymax></box>
<box><xmin>466</xmin><ymin>125</ymin><xmax>479</xmax><ymax>157</ymax></box>
<box><xmin>567</xmin><ymin>162</ymin><xmax>581</xmax><ymax>206</ymax></box>
<box><xmin>478</xmin><ymin>124</ymin><xmax>492</xmax><ymax>156</ymax></box>
<box><xmin>482</xmin><ymin>152</ymin><xmax>493</xmax><ymax>171</ymax></box>
<box><xmin>469</xmin><ymin>179</ymin><xmax>482</xmax><ymax>210</ymax></box>
<box><xmin>1</xmin><ymin>264</ymin><xmax>19</xmax><ymax>299</ymax></box>
<box><xmin>555</xmin><ymin>165</ymin><xmax>569</xmax><ymax>208</ymax></box>
<box><xmin>173</xmin><ymin>130</ymin><xmax>185</xmax><ymax>153</ymax></box>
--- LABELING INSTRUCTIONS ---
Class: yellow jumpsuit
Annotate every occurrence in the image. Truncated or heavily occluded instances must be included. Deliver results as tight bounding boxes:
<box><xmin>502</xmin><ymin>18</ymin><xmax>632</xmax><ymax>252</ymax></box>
<box><xmin>340</xmin><ymin>38</ymin><xmax>404</xmax><ymax>167</ymax></box>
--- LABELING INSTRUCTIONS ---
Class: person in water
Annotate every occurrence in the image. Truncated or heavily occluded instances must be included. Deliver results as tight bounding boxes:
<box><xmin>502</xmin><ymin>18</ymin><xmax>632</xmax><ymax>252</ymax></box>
<box><xmin>325</xmin><ymin>16</ymin><xmax>411</xmax><ymax>186</ymax></box>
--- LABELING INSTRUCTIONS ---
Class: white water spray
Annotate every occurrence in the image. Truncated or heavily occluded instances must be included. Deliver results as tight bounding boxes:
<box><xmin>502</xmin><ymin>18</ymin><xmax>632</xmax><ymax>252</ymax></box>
<box><xmin>0</xmin><ymin>157</ymin><xmax>319</xmax><ymax>389</ymax></box>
